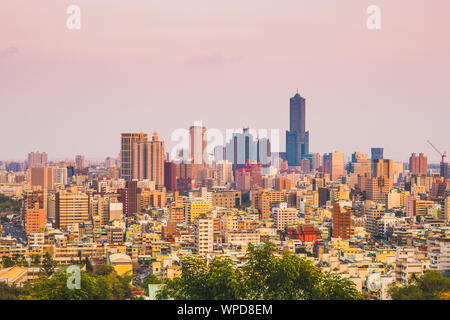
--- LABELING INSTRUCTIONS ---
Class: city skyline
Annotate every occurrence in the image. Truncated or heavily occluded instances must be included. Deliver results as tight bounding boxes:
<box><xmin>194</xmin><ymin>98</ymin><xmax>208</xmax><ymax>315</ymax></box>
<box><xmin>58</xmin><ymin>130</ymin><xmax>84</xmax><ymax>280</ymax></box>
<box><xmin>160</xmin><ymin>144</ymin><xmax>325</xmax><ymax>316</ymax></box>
<box><xmin>1</xmin><ymin>0</ymin><xmax>449</xmax><ymax>162</ymax></box>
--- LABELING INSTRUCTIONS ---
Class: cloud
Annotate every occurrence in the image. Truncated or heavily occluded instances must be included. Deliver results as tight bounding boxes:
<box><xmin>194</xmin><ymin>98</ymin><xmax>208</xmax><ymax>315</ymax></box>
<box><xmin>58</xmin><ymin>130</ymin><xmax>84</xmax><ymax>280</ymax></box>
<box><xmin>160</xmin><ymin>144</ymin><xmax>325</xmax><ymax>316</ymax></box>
<box><xmin>185</xmin><ymin>52</ymin><xmax>243</xmax><ymax>66</ymax></box>
<box><xmin>0</xmin><ymin>47</ymin><xmax>19</xmax><ymax>59</ymax></box>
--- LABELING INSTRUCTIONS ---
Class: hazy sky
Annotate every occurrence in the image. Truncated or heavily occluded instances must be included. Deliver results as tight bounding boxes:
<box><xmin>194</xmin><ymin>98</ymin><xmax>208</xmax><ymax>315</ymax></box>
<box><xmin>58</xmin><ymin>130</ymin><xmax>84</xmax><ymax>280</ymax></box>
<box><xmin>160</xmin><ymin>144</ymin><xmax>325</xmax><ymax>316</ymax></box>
<box><xmin>1</xmin><ymin>0</ymin><xmax>449</xmax><ymax>163</ymax></box>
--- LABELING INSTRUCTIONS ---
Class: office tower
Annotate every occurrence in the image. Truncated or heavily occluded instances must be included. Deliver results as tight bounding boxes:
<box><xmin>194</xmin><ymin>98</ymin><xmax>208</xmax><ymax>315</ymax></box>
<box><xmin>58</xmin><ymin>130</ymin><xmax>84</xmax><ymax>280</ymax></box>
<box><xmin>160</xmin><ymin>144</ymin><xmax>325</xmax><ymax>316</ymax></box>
<box><xmin>55</xmin><ymin>189</ymin><xmax>89</xmax><ymax>230</ymax></box>
<box><xmin>257</xmin><ymin>138</ymin><xmax>271</xmax><ymax>172</ymax></box>
<box><xmin>28</xmin><ymin>151</ymin><xmax>48</xmax><ymax>168</ymax></box>
<box><xmin>372</xmin><ymin>159</ymin><xmax>393</xmax><ymax>180</ymax></box>
<box><xmin>332</xmin><ymin>203</ymin><xmax>351</xmax><ymax>240</ymax></box>
<box><xmin>164</xmin><ymin>161</ymin><xmax>177</xmax><ymax>191</ymax></box>
<box><xmin>311</xmin><ymin>153</ymin><xmax>322</xmax><ymax>171</ymax></box>
<box><xmin>54</xmin><ymin>167</ymin><xmax>68</xmax><ymax>186</ymax></box>
<box><xmin>213</xmin><ymin>145</ymin><xmax>226</xmax><ymax>163</ymax></box>
<box><xmin>189</xmin><ymin>124</ymin><xmax>207</xmax><ymax>165</ymax></box>
<box><xmin>225</xmin><ymin>128</ymin><xmax>258</xmax><ymax>173</ymax></box>
<box><xmin>409</xmin><ymin>153</ymin><xmax>428</xmax><ymax>176</ymax></box>
<box><xmin>120</xmin><ymin>133</ymin><xmax>149</xmax><ymax>181</ymax></box>
<box><xmin>351</xmin><ymin>152</ymin><xmax>372</xmax><ymax>176</ymax></box>
<box><xmin>75</xmin><ymin>155</ymin><xmax>86</xmax><ymax>170</ymax></box>
<box><xmin>67</xmin><ymin>166</ymin><xmax>75</xmax><ymax>178</ymax></box>
<box><xmin>147</xmin><ymin>132</ymin><xmax>165</xmax><ymax>188</ymax></box>
<box><xmin>120</xmin><ymin>132</ymin><xmax>165</xmax><ymax>186</ymax></box>
<box><xmin>214</xmin><ymin>161</ymin><xmax>233</xmax><ymax>186</ymax></box>
<box><xmin>273</xmin><ymin>203</ymin><xmax>298</xmax><ymax>231</ymax></box>
<box><xmin>371</xmin><ymin>148</ymin><xmax>384</xmax><ymax>161</ymax></box>
<box><xmin>286</xmin><ymin>92</ymin><xmax>309</xmax><ymax>167</ymax></box>
<box><xmin>329</xmin><ymin>151</ymin><xmax>345</xmax><ymax>182</ymax></box>
<box><xmin>28</xmin><ymin>167</ymin><xmax>54</xmax><ymax>190</ymax></box>
<box><xmin>194</xmin><ymin>217</ymin><xmax>214</xmax><ymax>255</ymax></box>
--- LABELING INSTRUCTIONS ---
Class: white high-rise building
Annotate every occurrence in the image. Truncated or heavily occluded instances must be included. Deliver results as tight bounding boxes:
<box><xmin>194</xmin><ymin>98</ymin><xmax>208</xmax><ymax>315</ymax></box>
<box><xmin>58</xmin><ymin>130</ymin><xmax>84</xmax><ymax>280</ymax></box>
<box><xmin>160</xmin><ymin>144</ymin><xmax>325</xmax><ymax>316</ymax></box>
<box><xmin>194</xmin><ymin>217</ymin><xmax>214</xmax><ymax>255</ymax></box>
<box><xmin>54</xmin><ymin>167</ymin><xmax>67</xmax><ymax>186</ymax></box>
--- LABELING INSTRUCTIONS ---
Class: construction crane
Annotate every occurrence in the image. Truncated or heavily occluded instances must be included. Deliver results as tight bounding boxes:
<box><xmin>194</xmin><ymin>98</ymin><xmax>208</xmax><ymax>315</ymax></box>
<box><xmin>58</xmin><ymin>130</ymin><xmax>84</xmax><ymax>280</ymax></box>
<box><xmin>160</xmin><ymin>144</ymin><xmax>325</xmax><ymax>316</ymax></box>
<box><xmin>427</xmin><ymin>140</ymin><xmax>447</xmax><ymax>165</ymax></box>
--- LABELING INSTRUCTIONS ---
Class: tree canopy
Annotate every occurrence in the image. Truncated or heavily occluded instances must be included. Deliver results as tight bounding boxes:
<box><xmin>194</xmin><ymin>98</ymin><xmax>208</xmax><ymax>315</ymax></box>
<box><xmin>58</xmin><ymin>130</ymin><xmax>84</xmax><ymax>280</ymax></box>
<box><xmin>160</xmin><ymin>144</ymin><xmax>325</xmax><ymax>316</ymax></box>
<box><xmin>157</xmin><ymin>242</ymin><xmax>363</xmax><ymax>300</ymax></box>
<box><xmin>388</xmin><ymin>270</ymin><xmax>450</xmax><ymax>300</ymax></box>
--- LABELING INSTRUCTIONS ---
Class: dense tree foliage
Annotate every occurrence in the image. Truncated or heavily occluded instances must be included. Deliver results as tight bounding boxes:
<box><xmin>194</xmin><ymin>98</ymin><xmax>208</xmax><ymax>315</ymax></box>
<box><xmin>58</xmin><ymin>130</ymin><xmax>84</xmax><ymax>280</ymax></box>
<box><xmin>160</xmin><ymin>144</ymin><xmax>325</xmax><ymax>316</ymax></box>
<box><xmin>157</xmin><ymin>242</ymin><xmax>363</xmax><ymax>300</ymax></box>
<box><xmin>388</xmin><ymin>271</ymin><xmax>450</xmax><ymax>300</ymax></box>
<box><xmin>0</xmin><ymin>194</ymin><xmax>21</xmax><ymax>212</ymax></box>
<box><xmin>0</xmin><ymin>265</ymin><xmax>133</xmax><ymax>300</ymax></box>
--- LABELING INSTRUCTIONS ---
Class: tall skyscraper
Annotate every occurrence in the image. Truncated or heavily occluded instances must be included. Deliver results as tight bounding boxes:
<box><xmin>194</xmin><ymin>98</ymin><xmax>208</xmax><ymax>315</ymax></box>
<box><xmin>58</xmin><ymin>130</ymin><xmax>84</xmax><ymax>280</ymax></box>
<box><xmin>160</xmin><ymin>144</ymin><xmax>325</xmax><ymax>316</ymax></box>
<box><xmin>27</xmin><ymin>151</ymin><xmax>48</xmax><ymax>168</ymax></box>
<box><xmin>286</xmin><ymin>92</ymin><xmax>309</xmax><ymax>167</ymax></box>
<box><xmin>189</xmin><ymin>124</ymin><xmax>207</xmax><ymax>165</ymax></box>
<box><xmin>409</xmin><ymin>153</ymin><xmax>428</xmax><ymax>176</ymax></box>
<box><xmin>371</xmin><ymin>148</ymin><xmax>384</xmax><ymax>161</ymax></box>
<box><xmin>328</xmin><ymin>151</ymin><xmax>345</xmax><ymax>182</ymax></box>
<box><xmin>120</xmin><ymin>132</ymin><xmax>165</xmax><ymax>186</ymax></box>
<box><xmin>147</xmin><ymin>132</ymin><xmax>165</xmax><ymax>188</ymax></box>
<box><xmin>28</xmin><ymin>167</ymin><xmax>54</xmax><ymax>190</ymax></box>
<box><xmin>75</xmin><ymin>155</ymin><xmax>86</xmax><ymax>170</ymax></box>
<box><xmin>120</xmin><ymin>133</ymin><xmax>148</xmax><ymax>181</ymax></box>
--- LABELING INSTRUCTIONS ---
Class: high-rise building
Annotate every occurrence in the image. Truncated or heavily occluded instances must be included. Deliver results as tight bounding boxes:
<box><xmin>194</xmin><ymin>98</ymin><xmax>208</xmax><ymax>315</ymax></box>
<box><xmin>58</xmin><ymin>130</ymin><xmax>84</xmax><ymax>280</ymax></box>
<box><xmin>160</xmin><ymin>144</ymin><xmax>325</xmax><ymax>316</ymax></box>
<box><xmin>371</xmin><ymin>148</ymin><xmax>384</xmax><ymax>161</ymax></box>
<box><xmin>189</xmin><ymin>124</ymin><xmax>207</xmax><ymax>165</ymax></box>
<box><xmin>147</xmin><ymin>132</ymin><xmax>165</xmax><ymax>188</ymax></box>
<box><xmin>329</xmin><ymin>151</ymin><xmax>345</xmax><ymax>182</ymax></box>
<box><xmin>26</xmin><ymin>203</ymin><xmax>46</xmax><ymax>235</ymax></box>
<box><xmin>54</xmin><ymin>167</ymin><xmax>68</xmax><ymax>186</ymax></box>
<box><xmin>332</xmin><ymin>203</ymin><xmax>351</xmax><ymax>240</ymax></box>
<box><xmin>75</xmin><ymin>155</ymin><xmax>86</xmax><ymax>170</ymax></box>
<box><xmin>372</xmin><ymin>159</ymin><xmax>393</xmax><ymax>180</ymax></box>
<box><xmin>120</xmin><ymin>132</ymin><xmax>165</xmax><ymax>186</ymax></box>
<box><xmin>55</xmin><ymin>189</ymin><xmax>89</xmax><ymax>230</ymax></box>
<box><xmin>194</xmin><ymin>216</ymin><xmax>214</xmax><ymax>255</ymax></box>
<box><xmin>28</xmin><ymin>167</ymin><xmax>54</xmax><ymax>190</ymax></box>
<box><xmin>286</xmin><ymin>92</ymin><xmax>309</xmax><ymax>167</ymax></box>
<box><xmin>120</xmin><ymin>133</ymin><xmax>149</xmax><ymax>181</ymax></box>
<box><xmin>27</xmin><ymin>151</ymin><xmax>48</xmax><ymax>168</ymax></box>
<box><xmin>409</xmin><ymin>153</ymin><xmax>428</xmax><ymax>176</ymax></box>
<box><xmin>441</xmin><ymin>162</ymin><xmax>449</xmax><ymax>180</ymax></box>
<box><xmin>164</xmin><ymin>161</ymin><xmax>177</xmax><ymax>191</ymax></box>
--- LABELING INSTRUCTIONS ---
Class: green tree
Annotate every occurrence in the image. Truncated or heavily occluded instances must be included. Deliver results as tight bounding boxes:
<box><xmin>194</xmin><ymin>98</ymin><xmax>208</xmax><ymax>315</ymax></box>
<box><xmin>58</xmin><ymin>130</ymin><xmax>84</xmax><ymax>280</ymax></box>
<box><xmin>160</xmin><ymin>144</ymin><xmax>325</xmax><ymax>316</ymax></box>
<box><xmin>12</xmin><ymin>254</ymin><xmax>28</xmax><ymax>267</ymax></box>
<box><xmin>25</xmin><ymin>267</ymin><xmax>132</xmax><ymax>300</ymax></box>
<box><xmin>388</xmin><ymin>271</ymin><xmax>450</xmax><ymax>300</ymax></box>
<box><xmin>40</xmin><ymin>252</ymin><xmax>57</xmax><ymax>277</ymax></box>
<box><xmin>1</xmin><ymin>256</ymin><xmax>15</xmax><ymax>268</ymax></box>
<box><xmin>158</xmin><ymin>242</ymin><xmax>362</xmax><ymax>300</ymax></box>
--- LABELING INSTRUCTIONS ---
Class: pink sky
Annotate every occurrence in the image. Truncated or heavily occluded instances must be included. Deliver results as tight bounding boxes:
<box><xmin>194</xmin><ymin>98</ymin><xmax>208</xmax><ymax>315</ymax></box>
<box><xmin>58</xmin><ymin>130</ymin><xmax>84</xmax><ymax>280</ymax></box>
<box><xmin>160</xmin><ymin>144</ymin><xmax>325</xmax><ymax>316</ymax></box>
<box><xmin>1</xmin><ymin>0</ymin><xmax>449</xmax><ymax>162</ymax></box>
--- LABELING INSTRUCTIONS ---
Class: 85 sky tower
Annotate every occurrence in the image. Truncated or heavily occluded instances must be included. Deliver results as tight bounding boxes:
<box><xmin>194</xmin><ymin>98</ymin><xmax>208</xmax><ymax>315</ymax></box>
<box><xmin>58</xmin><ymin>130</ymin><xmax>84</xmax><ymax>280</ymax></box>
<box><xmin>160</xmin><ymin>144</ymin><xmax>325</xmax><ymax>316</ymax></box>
<box><xmin>286</xmin><ymin>92</ymin><xmax>310</xmax><ymax>167</ymax></box>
